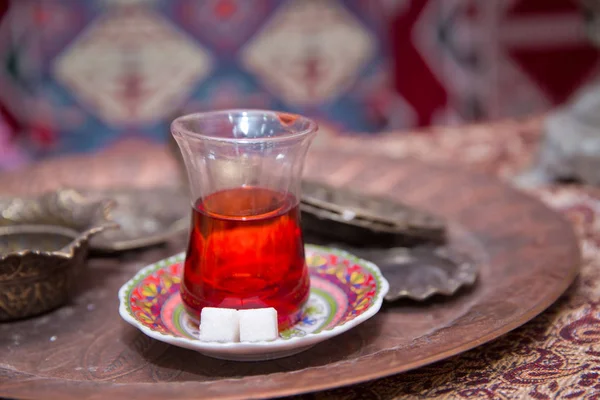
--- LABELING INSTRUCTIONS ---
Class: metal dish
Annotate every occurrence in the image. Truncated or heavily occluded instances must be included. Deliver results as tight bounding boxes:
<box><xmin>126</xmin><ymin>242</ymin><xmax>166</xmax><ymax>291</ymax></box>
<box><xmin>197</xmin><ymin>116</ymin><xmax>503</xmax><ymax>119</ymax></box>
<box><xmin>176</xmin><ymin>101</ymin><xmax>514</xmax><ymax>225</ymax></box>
<box><xmin>0</xmin><ymin>188</ymin><xmax>116</xmax><ymax>232</ymax></box>
<box><xmin>347</xmin><ymin>245</ymin><xmax>478</xmax><ymax>301</ymax></box>
<box><xmin>300</xmin><ymin>180</ymin><xmax>447</xmax><ymax>247</ymax></box>
<box><xmin>79</xmin><ymin>188</ymin><xmax>189</xmax><ymax>252</ymax></box>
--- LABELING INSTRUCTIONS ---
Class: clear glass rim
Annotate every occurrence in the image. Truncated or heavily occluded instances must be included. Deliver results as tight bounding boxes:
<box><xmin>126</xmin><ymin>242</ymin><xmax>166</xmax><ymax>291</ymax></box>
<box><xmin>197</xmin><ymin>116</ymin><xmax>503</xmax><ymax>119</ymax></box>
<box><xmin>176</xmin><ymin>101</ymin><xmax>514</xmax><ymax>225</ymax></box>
<box><xmin>171</xmin><ymin>109</ymin><xmax>318</xmax><ymax>144</ymax></box>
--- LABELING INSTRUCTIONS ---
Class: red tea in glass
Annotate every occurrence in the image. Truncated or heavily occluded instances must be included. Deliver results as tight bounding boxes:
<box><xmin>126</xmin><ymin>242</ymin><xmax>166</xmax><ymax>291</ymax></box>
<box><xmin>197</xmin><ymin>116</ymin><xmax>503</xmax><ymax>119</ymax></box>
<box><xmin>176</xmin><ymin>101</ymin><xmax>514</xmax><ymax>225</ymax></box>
<box><xmin>171</xmin><ymin>110</ymin><xmax>318</xmax><ymax>331</ymax></box>
<box><xmin>180</xmin><ymin>186</ymin><xmax>310</xmax><ymax>329</ymax></box>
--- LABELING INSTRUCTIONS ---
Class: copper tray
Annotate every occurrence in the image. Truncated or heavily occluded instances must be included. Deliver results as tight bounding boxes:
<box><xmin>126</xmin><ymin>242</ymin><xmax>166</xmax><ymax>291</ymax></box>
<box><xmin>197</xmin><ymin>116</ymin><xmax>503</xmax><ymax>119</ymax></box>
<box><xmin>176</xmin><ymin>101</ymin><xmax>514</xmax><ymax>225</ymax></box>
<box><xmin>0</xmin><ymin>146</ymin><xmax>580</xmax><ymax>400</ymax></box>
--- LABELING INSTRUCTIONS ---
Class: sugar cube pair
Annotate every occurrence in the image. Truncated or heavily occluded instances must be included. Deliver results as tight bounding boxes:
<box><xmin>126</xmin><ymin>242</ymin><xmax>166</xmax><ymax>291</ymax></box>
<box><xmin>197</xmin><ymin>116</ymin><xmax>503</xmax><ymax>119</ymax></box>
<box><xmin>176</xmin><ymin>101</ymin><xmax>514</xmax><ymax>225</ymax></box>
<box><xmin>198</xmin><ymin>307</ymin><xmax>278</xmax><ymax>343</ymax></box>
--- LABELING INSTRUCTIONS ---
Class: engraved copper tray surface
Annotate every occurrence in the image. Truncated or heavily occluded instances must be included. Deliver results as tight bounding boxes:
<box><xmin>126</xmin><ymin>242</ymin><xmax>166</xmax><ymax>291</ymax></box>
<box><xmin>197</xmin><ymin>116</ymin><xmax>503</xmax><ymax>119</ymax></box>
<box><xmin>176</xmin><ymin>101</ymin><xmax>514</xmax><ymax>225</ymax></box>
<box><xmin>0</xmin><ymin>145</ymin><xmax>580</xmax><ymax>400</ymax></box>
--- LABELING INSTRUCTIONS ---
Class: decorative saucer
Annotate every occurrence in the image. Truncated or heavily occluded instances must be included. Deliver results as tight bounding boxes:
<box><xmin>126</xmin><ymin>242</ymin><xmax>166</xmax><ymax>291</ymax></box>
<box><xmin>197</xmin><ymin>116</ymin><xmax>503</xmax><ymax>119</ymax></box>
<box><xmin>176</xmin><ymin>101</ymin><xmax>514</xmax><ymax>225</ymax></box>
<box><xmin>118</xmin><ymin>244</ymin><xmax>389</xmax><ymax>361</ymax></box>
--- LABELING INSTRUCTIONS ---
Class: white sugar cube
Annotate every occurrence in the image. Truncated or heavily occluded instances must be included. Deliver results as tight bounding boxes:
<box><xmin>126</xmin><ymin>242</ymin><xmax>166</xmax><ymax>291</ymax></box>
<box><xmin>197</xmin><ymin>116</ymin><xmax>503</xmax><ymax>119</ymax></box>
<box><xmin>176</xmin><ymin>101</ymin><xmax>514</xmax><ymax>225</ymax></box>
<box><xmin>239</xmin><ymin>308</ymin><xmax>279</xmax><ymax>342</ymax></box>
<box><xmin>198</xmin><ymin>307</ymin><xmax>240</xmax><ymax>343</ymax></box>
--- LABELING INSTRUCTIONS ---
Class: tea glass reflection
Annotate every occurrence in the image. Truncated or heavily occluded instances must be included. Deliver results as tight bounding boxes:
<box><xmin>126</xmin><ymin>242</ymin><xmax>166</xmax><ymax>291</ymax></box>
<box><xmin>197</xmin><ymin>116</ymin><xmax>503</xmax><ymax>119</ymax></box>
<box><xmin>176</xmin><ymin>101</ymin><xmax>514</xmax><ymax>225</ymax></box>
<box><xmin>171</xmin><ymin>110</ymin><xmax>318</xmax><ymax>330</ymax></box>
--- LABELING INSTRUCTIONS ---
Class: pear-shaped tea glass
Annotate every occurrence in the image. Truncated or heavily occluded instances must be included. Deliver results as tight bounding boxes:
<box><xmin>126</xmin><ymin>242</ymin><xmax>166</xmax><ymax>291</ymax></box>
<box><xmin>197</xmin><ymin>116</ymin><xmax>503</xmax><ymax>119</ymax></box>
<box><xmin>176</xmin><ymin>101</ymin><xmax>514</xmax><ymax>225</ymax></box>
<box><xmin>171</xmin><ymin>110</ymin><xmax>318</xmax><ymax>330</ymax></box>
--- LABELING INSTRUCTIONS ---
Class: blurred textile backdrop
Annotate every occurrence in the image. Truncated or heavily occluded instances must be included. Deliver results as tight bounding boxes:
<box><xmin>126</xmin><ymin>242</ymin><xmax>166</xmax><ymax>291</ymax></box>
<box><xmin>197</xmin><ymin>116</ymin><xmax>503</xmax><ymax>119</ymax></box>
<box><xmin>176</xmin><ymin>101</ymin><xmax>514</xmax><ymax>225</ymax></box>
<box><xmin>0</xmin><ymin>0</ymin><xmax>598</xmax><ymax>168</ymax></box>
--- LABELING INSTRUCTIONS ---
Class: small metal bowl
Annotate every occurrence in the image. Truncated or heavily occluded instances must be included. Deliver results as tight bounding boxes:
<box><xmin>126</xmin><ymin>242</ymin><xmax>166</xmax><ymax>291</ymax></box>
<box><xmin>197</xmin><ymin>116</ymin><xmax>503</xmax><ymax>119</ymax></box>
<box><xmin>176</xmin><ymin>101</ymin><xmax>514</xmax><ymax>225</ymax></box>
<box><xmin>0</xmin><ymin>224</ymin><xmax>108</xmax><ymax>321</ymax></box>
<box><xmin>0</xmin><ymin>189</ymin><xmax>117</xmax><ymax>321</ymax></box>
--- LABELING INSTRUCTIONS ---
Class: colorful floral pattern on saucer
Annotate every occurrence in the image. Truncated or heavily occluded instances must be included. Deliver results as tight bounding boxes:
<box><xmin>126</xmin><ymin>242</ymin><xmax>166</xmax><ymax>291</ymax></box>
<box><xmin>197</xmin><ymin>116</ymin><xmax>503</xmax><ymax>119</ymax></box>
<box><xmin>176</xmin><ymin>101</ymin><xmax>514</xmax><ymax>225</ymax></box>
<box><xmin>118</xmin><ymin>244</ymin><xmax>389</xmax><ymax>361</ymax></box>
